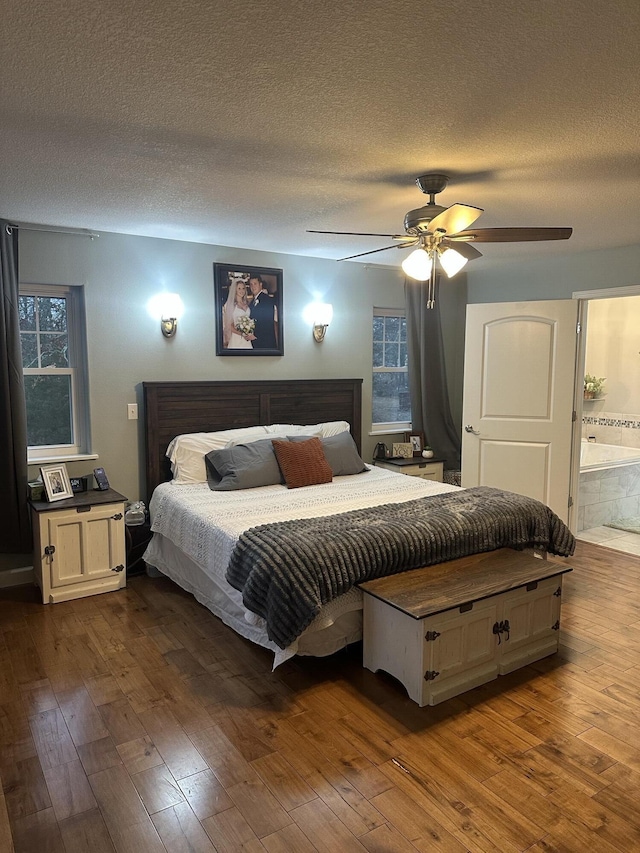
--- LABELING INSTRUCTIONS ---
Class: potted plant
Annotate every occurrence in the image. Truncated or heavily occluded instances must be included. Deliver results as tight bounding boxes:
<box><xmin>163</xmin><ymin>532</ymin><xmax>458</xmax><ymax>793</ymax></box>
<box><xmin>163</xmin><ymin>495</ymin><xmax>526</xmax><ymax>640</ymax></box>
<box><xmin>584</xmin><ymin>374</ymin><xmax>605</xmax><ymax>399</ymax></box>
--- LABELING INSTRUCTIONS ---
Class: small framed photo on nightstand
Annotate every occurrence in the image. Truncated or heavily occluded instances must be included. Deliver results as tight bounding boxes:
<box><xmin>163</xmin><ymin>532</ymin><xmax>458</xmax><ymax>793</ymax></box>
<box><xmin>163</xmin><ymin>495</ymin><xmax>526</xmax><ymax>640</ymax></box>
<box><xmin>40</xmin><ymin>463</ymin><xmax>73</xmax><ymax>502</ymax></box>
<box><xmin>405</xmin><ymin>431</ymin><xmax>425</xmax><ymax>457</ymax></box>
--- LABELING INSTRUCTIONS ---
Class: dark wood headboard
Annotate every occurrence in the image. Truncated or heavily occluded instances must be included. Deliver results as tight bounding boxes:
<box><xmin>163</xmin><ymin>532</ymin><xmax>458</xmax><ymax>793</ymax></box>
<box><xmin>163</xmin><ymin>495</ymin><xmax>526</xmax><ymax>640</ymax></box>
<box><xmin>143</xmin><ymin>379</ymin><xmax>363</xmax><ymax>499</ymax></box>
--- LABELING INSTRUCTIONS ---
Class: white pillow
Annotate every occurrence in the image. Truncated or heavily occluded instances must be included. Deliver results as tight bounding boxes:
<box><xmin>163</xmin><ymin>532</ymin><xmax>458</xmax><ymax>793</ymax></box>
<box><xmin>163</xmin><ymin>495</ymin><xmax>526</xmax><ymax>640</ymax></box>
<box><xmin>318</xmin><ymin>420</ymin><xmax>351</xmax><ymax>437</ymax></box>
<box><xmin>168</xmin><ymin>427</ymin><xmax>269</xmax><ymax>484</ymax></box>
<box><xmin>266</xmin><ymin>421</ymin><xmax>350</xmax><ymax>437</ymax></box>
<box><xmin>167</xmin><ymin>422</ymin><xmax>351</xmax><ymax>484</ymax></box>
<box><xmin>224</xmin><ymin>431</ymin><xmax>301</xmax><ymax>447</ymax></box>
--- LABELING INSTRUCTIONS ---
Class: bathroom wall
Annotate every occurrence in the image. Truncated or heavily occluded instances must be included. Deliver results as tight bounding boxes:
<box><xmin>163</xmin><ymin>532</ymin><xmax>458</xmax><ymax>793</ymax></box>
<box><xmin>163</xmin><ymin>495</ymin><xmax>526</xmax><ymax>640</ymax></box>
<box><xmin>581</xmin><ymin>295</ymin><xmax>640</xmax><ymax>448</ymax></box>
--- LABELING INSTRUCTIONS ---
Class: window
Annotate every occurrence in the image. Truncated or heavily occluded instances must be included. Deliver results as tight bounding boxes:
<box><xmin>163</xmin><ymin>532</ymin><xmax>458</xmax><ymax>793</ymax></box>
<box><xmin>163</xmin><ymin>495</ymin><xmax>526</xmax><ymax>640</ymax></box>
<box><xmin>372</xmin><ymin>308</ymin><xmax>411</xmax><ymax>430</ymax></box>
<box><xmin>19</xmin><ymin>284</ymin><xmax>90</xmax><ymax>461</ymax></box>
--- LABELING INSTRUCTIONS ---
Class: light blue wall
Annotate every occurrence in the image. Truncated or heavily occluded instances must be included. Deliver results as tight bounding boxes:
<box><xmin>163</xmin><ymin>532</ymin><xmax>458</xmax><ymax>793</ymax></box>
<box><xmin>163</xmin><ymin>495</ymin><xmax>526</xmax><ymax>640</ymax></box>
<box><xmin>19</xmin><ymin>228</ymin><xmax>640</xmax><ymax>514</ymax></box>
<box><xmin>467</xmin><ymin>243</ymin><xmax>640</xmax><ymax>303</ymax></box>
<box><xmin>19</xmin><ymin>229</ymin><xmax>467</xmax><ymax>507</ymax></box>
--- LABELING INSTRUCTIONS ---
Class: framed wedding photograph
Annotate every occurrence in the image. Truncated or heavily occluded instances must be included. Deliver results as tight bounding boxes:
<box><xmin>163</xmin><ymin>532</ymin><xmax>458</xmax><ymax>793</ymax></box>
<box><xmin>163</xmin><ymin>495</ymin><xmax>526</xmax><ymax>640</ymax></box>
<box><xmin>213</xmin><ymin>263</ymin><xmax>284</xmax><ymax>356</ymax></box>
<box><xmin>40</xmin><ymin>463</ymin><xmax>73</xmax><ymax>502</ymax></box>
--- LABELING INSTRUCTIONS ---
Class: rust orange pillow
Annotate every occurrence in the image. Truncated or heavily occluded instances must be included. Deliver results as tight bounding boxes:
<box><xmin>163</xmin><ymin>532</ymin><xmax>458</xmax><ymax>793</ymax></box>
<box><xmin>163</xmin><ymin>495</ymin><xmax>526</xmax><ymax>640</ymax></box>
<box><xmin>272</xmin><ymin>437</ymin><xmax>333</xmax><ymax>489</ymax></box>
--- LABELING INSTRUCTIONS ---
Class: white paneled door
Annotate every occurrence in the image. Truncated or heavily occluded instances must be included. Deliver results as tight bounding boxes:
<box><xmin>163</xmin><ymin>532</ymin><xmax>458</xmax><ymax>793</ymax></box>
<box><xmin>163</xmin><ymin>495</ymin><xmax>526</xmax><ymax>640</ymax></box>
<box><xmin>462</xmin><ymin>301</ymin><xmax>579</xmax><ymax>523</ymax></box>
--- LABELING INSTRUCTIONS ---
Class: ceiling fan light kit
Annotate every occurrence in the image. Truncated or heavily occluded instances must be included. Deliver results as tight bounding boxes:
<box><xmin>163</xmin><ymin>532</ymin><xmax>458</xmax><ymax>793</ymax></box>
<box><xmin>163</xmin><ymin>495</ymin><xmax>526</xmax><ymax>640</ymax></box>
<box><xmin>309</xmin><ymin>173</ymin><xmax>572</xmax><ymax>308</ymax></box>
<box><xmin>438</xmin><ymin>246</ymin><xmax>468</xmax><ymax>278</ymax></box>
<box><xmin>401</xmin><ymin>247</ymin><xmax>432</xmax><ymax>281</ymax></box>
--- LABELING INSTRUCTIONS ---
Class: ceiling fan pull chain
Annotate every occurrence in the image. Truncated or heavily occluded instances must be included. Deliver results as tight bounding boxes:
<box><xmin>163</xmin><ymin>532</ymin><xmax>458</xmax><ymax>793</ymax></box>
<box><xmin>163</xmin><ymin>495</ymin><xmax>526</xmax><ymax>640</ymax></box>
<box><xmin>426</xmin><ymin>261</ymin><xmax>436</xmax><ymax>309</ymax></box>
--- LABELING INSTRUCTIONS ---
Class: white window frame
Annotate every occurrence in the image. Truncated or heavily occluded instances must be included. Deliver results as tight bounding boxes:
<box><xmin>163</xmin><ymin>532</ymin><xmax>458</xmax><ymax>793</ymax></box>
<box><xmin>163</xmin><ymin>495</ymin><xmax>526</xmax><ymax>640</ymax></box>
<box><xmin>372</xmin><ymin>306</ymin><xmax>411</xmax><ymax>434</ymax></box>
<box><xmin>20</xmin><ymin>283</ymin><xmax>92</xmax><ymax>463</ymax></box>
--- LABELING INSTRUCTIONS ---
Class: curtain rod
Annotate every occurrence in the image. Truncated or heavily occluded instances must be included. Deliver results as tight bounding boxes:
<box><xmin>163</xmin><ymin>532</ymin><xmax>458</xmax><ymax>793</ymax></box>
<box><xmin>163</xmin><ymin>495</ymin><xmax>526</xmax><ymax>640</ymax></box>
<box><xmin>7</xmin><ymin>222</ymin><xmax>99</xmax><ymax>239</ymax></box>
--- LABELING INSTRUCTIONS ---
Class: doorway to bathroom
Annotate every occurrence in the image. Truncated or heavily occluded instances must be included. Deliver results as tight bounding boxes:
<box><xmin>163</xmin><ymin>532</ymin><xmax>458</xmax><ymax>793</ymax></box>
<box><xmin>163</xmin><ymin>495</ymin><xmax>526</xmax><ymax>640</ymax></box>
<box><xmin>574</xmin><ymin>285</ymin><xmax>640</xmax><ymax>557</ymax></box>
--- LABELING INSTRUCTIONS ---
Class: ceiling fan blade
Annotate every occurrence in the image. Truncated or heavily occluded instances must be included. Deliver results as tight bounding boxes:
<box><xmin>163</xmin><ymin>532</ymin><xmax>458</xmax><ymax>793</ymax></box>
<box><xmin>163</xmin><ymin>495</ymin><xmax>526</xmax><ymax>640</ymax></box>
<box><xmin>307</xmin><ymin>229</ymin><xmax>412</xmax><ymax>240</ymax></box>
<box><xmin>338</xmin><ymin>241</ymin><xmax>418</xmax><ymax>261</ymax></box>
<box><xmin>441</xmin><ymin>239</ymin><xmax>483</xmax><ymax>260</ymax></box>
<box><xmin>427</xmin><ymin>203</ymin><xmax>483</xmax><ymax>235</ymax></box>
<box><xmin>451</xmin><ymin>227</ymin><xmax>573</xmax><ymax>243</ymax></box>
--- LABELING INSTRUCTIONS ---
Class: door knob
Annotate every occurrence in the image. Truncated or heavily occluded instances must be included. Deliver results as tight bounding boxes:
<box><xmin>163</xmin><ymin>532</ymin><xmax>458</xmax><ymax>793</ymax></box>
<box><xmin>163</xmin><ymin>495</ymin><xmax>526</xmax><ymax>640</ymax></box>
<box><xmin>465</xmin><ymin>425</ymin><xmax>480</xmax><ymax>434</ymax></box>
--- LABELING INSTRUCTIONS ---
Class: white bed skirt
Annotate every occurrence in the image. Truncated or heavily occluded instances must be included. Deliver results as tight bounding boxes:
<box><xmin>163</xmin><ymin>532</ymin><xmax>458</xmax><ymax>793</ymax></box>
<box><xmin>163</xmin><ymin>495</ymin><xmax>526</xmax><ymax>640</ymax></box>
<box><xmin>144</xmin><ymin>533</ymin><xmax>364</xmax><ymax>668</ymax></box>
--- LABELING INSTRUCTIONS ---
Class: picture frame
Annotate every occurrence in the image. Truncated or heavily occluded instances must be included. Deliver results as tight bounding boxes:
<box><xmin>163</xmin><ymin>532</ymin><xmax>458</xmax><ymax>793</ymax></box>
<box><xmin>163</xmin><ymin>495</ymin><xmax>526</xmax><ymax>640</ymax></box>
<box><xmin>405</xmin><ymin>431</ymin><xmax>425</xmax><ymax>457</ymax></box>
<box><xmin>214</xmin><ymin>263</ymin><xmax>284</xmax><ymax>356</ymax></box>
<box><xmin>392</xmin><ymin>442</ymin><xmax>414</xmax><ymax>459</ymax></box>
<box><xmin>40</xmin><ymin>463</ymin><xmax>73</xmax><ymax>502</ymax></box>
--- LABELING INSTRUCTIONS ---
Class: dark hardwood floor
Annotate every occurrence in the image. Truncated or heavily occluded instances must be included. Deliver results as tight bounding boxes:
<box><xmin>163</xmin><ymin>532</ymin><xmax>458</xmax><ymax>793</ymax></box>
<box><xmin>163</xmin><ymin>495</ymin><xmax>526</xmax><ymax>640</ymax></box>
<box><xmin>2</xmin><ymin>541</ymin><xmax>640</xmax><ymax>852</ymax></box>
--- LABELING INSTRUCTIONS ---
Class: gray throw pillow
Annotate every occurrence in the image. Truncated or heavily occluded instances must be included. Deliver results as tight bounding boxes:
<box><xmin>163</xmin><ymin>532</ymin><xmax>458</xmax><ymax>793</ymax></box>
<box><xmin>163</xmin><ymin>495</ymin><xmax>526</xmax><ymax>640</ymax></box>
<box><xmin>205</xmin><ymin>438</ymin><xmax>286</xmax><ymax>491</ymax></box>
<box><xmin>288</xmin><ymin>431</ymin><xmax>368</xmax><ymax>476</ymax></box>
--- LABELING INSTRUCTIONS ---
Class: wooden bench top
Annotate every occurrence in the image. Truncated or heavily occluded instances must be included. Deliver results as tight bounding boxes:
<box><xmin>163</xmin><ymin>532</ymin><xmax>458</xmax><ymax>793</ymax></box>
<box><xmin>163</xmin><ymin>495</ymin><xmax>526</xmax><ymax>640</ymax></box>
<box><xmin>358</xmin><ymin>548</ymin><xmax>572</xmax><ymax>620</ymax></box>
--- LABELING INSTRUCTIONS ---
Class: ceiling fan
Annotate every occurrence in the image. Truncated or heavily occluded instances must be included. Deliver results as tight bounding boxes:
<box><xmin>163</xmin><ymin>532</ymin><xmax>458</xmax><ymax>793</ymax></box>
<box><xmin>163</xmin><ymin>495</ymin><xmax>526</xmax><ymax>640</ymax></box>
<box><xmin>308</xmin><ymin>174</ymin><xmax>572</xmax><ymax>307</ymax></box>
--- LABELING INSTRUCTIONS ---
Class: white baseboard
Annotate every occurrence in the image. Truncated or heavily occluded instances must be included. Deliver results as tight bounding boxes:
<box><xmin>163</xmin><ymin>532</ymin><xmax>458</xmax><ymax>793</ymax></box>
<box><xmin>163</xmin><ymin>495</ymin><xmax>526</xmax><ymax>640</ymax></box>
<box><xmin>0</xmin><ymin>566</ymin><xmax>35</xmax><ymax>588</ymax></box>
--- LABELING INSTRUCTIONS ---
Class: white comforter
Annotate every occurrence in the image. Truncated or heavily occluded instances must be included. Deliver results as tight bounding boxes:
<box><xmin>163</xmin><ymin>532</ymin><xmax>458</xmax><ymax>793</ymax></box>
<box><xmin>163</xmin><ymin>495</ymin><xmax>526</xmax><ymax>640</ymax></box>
<box><xmin>149</xmin><ymin>465</ymin><xmax>458</xmax><ymax>582</ymax></box>
<box><xmin>146</xmin><ymin>466</ymin><xmax>459</xmax><ymax>664</ymax></box>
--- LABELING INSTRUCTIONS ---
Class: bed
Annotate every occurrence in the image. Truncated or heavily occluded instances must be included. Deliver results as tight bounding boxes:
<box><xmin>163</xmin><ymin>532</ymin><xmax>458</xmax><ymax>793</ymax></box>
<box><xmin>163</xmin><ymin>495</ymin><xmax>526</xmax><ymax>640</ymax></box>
<box><xmin>142</xmin><ymin>379</ymin><xmax>575</xmax><ymax>667</ymax></box>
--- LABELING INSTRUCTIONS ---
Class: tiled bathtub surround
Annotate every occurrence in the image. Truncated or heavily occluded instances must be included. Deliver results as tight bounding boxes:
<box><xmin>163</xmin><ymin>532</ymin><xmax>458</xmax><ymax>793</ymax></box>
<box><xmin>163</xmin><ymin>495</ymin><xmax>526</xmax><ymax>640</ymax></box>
<box><xmin>582</xmin><ymin>411</ymin><xmax>640</xmax><ymax>448</ymax></box>
<box><xmin>577</xmin><ymin>460</ymin><xmax>640</xmax><ymax>532</ymax></box>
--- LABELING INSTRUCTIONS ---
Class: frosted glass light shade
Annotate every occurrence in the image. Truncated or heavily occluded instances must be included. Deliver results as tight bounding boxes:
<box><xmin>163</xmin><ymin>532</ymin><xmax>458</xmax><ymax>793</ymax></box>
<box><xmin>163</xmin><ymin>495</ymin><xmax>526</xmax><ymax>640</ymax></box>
<box><xmin>439</xmin><ymin>247</ymin><xmax>468</xmax><ymax>278</ymax></box>
<box><xmin>401</xmin><ymin>248</ymin><xmax>433</xmax><ymax>281</ymax></box>
<box><xmin>147</xmin><ymin>292</ymin><xmax>184</xmax><ymax>337</ymax></box>
<box><xmin>314</xmin><ymin>302</ymin><xmax>333</xmax><ymax>326</ymax></box>
<box><xmin>148</xmin><ymin>292</ymin><xmax>184</xmax><ymax>321</ymax></box>
<box><xmin>303</xmin><ymin>301</ymin><xmax>333</xmax><ymax>342</ymax></box>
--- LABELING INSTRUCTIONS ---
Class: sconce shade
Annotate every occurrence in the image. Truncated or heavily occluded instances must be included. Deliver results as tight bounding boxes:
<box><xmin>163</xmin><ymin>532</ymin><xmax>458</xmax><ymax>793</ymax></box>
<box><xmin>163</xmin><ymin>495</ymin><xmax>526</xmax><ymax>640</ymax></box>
<box><xmin>148</xmin><ymin>292</ymin><xmax>184</xmax><ymax>338</ymax></box>
<box><xmin>304</xmin><ymin>301</ymin><xmax>333</xmax><ymax>342</ymax></box>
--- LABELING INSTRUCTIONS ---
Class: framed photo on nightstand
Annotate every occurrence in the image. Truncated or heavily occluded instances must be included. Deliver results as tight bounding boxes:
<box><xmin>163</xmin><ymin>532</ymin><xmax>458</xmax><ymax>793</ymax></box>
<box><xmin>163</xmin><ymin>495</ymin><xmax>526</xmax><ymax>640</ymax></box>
<box><xmin>40</xmin><ymin>463</ymin><xmax>73</xmax><ymax>502</ymax></box>
<box><xmin>405</xmin><ymin>431</ymin><xmax>425</xmax><ymax>457</ymax></box>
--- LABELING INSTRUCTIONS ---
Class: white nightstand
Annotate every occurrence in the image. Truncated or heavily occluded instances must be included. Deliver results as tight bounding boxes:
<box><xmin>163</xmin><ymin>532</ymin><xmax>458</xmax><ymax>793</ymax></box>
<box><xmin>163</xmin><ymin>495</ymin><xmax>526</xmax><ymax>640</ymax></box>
<box><xmin>374</xmin><ymin>457</ymin><xmax>444</xmax><ymax>482</ymax></box>
<box><xmin>30</xmin><ymin>488</ymin><xmax>127</xmax><ymax>604</ymax></box>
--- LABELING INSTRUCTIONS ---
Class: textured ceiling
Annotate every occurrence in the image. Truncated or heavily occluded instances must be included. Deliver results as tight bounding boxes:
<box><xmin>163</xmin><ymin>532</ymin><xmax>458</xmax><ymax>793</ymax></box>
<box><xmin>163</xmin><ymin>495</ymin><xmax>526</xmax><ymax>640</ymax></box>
<box><xmin>2</xmin><ymin>0</ymin><xmax>639</xmax><ymax>271</ymax></box>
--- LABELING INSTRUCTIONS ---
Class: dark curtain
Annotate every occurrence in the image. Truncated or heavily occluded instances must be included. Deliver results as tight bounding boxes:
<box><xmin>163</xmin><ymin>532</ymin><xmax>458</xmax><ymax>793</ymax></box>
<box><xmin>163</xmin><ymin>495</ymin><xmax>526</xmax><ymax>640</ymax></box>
<box><xmin>405</xmin><ymin>275</ymin><xmax>461</xmax><ymax>470</ymax></box>
<box><xmin>0</xmin><ymin>222</ymin><xmax>30</xmax><ymax>553</ymax></box>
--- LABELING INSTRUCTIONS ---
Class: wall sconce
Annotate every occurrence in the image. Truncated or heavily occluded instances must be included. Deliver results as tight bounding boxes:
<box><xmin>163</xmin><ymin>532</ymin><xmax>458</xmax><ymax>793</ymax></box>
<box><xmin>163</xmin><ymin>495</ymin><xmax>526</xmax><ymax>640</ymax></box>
<box><xmin>303</xmin><ymin>302</ymin><xmax>333</xmax><ymax>342</ymax></box>
<box><xmin>148</xmin><ymin>293</ymin><xmax>184</xmax><ymax>338</ymax></box>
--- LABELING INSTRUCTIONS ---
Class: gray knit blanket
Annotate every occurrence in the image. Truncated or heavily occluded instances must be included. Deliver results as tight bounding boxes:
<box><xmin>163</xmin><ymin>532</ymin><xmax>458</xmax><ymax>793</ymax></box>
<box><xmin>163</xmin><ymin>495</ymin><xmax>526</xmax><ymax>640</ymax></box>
<box><xmin>225</xmin><ymin>486</ymin><xmax>575</xmax><ymax>649</ymax></box>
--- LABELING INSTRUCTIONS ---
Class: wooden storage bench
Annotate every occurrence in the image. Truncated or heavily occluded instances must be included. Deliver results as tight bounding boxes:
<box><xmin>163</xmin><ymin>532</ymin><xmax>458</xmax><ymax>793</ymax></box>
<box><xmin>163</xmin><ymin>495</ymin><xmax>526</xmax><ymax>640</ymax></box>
<box><xmin>360</xmin><ymin>548</ymin><xmax>572</xmax><ymax>707</ymax></box>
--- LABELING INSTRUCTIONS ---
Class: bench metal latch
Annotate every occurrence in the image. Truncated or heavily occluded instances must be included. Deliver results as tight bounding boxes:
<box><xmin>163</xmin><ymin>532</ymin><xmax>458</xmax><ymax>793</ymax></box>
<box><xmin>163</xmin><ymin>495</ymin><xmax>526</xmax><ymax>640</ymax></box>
<box><xmin>493</xmin><ymin>620</ymin><xmax>511</xmax><ymax>644</ymax></box>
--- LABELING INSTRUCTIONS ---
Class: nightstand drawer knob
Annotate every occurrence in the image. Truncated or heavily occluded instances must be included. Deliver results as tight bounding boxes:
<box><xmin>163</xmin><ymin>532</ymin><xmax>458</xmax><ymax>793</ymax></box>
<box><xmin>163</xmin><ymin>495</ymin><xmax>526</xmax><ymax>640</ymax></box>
<box><xmin>111</xmin><ymin>513</ymin><xmax>123</xmax><ymax>521</ymax></box>
<box><xmin>111</xmin><ymin>564</ymin><xmax>125</xmax><ymax>573</ymax></box>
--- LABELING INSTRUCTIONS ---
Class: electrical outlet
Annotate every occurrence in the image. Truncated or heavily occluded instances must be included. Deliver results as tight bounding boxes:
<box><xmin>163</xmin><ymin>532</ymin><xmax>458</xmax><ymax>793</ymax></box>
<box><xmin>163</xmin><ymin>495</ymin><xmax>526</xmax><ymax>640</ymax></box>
<box><xmin>127</xmin><ymin>403</ymin><xmax>138</xmax><ymax>420</ymax></box>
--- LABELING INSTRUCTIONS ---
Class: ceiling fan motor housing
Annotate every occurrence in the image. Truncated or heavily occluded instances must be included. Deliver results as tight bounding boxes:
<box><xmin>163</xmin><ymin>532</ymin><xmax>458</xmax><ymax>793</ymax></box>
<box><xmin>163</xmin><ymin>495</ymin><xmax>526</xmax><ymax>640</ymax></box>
<box><xmin>404</xmin><ymin>204</ymin><xmax>447</xmax><ymax>234</ymax></box>
<box><xmin>405</xmin><ymin>174</ymin><xmax>451</xmax><ymax>233</ymax></box>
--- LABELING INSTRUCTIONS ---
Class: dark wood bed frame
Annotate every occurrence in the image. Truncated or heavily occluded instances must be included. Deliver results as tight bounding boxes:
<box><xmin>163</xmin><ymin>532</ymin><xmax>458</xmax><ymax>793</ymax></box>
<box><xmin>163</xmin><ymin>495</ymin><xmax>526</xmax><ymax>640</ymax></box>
<box><xmin>143</xmin><ymin>379</ymin><xmax>363</xmax><ymax>498</ymax></box>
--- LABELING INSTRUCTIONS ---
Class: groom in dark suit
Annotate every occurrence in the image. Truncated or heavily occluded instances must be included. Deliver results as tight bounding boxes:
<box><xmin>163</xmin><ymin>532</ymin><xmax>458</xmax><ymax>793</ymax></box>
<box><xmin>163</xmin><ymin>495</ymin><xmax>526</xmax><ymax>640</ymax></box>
<box><xmin>248</xmin><ymin>275</ymin><xmax>278</xmax><ymax>349</ymax></box>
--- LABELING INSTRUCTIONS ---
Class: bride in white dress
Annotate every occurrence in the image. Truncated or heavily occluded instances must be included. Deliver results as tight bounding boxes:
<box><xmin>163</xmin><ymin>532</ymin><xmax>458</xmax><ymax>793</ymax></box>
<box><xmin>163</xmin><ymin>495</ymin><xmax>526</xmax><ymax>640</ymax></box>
<box><xmin>223</xmin><ymin>279</ymin><xmax>256</xmax><ymax>349</ymax></box>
